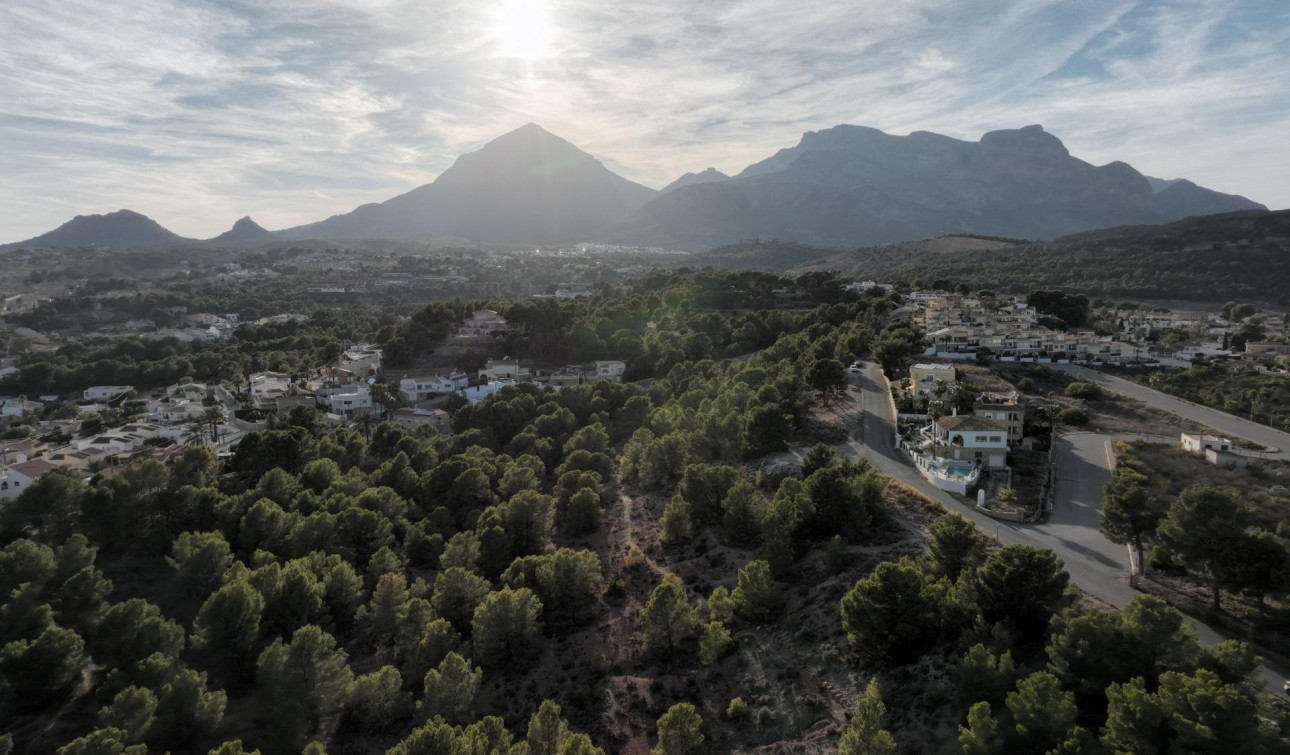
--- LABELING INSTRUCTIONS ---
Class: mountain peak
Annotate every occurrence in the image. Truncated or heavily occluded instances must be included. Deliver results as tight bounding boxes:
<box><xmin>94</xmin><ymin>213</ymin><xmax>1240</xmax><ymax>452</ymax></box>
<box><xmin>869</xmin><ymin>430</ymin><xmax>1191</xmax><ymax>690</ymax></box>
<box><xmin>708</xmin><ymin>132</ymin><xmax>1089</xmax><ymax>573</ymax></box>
<box><xmin>661</xmin><ymin>167</ymin><xmax>730</xmax><ymax>193</ymax></box>
<box><xmin>9</xmin><ymin>209</ymin><xmax>188</xmax><ymax>249</ymax></box>
<box><xmin>979</xmin><ymin>124</ymin><xmax>1069</xmax><ymax>157</ymax></box>
<box><xmin>211</xmin><ymin>216</ymin><xmax>273</xmax><ymax>244</ymax></box>
<box><xmin>279</xmin><ymin>123</ymin><xmax>656</xmax><ymax>244</ymax></box>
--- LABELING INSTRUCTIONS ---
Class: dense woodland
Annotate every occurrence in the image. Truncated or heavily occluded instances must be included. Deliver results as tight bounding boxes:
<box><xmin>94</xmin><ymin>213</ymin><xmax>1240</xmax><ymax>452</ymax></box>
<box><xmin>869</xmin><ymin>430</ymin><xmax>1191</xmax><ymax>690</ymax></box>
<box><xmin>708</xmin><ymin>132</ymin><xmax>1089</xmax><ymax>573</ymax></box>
<box><xmin>1</xmin><ymin>272</ymin><xmax>1287</xmax><ymax>753</ymax></box>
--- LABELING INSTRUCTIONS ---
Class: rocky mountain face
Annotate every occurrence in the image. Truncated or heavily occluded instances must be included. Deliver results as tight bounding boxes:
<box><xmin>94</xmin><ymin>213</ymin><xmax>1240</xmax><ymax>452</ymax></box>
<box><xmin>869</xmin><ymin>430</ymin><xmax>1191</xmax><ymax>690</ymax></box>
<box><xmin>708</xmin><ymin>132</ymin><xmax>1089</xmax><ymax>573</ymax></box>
<box><xmin>7</xmin><ymin>209</ymin><xmax>190</xmax><ymax>249</ymax></box>
<box><xmin>211</xmin><ymin>216</ymin><xmax>273</xmax><ymax>244</ymax></box>
<box><xmin>281</xmin><ymin>123</ymin><xmax>657</xmax><ymax>244</ymax></box>
<box><xmin>610</xmin><ymin>125</ymin><xmax>1266</xmax><ymax>247</ymax></box>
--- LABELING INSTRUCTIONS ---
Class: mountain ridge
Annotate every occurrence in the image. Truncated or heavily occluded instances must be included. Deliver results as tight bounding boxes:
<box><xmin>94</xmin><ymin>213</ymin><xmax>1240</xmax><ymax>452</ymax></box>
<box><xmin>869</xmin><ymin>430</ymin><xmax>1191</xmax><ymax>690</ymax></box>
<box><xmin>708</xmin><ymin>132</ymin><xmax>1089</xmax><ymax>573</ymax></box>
<box><xmin>610</xmin><ymin>124</ymin><xmax>1265</xmax><ymax>247</ymax></box>
<box><xmin>4</xmin><ymin>123</ymin><xmax>1268</xmax><ymax>249</ymax></box>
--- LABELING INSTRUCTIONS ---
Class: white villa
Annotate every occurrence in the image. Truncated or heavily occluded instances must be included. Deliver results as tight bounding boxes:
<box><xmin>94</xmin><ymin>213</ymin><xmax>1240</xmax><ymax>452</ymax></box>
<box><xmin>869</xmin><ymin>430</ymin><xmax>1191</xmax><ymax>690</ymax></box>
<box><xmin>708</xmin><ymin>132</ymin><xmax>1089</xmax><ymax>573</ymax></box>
<box><xmin>398</xmin><ymin>373</ymin><xmax>469</xmax><ymax>402</ymax></box>
<box><xmin>324</xmin><ymin>383</ymin><xmax>373</xmax><ymax>415</ymax></box>
<box><xmin>930</xmin><ymin>415</ymin><xmax>1010</xmax><ymax>468</ymax></box>
<box><xmin>83</xmin><ymin>385</ymin><xmax>134</xmax><ymax>401</ymax></box>
<box><xmin>338</xmin><ymin>345</ymin><xmax>383</xmax><ymax>378</ymax></box>
<box><xmin>0</xmin><ymin>459</ymin><xmax>55</xmax><ymax>499</ymax></box>
<box><xmin>389</xmin><ymin>407</ymin><xmax>451</xmax><ymax>433</ymax></box>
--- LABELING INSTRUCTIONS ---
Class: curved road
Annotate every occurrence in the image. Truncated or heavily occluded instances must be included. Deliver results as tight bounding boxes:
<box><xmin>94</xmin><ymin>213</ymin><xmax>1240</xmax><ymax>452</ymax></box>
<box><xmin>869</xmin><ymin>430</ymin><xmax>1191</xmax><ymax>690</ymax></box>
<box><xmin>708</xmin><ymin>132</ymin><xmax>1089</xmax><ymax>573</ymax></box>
<box><xmin>848</xmin><ymin>363</ymin><xmax>1288</xmax><ymax>691</ymax></box>
<box><xmin>1053</xmin><ymin>364</ymin><xmax>1290</xmax><ymax>458</ymax></box>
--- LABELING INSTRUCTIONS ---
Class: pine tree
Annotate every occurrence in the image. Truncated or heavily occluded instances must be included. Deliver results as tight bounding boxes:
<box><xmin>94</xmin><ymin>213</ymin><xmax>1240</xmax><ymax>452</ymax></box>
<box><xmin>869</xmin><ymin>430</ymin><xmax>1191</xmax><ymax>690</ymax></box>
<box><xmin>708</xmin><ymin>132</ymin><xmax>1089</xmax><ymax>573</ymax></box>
<box><xmin>838</xmin><ymin>677</ymin><xmax>896</xmax><ymax>755</ymax></box>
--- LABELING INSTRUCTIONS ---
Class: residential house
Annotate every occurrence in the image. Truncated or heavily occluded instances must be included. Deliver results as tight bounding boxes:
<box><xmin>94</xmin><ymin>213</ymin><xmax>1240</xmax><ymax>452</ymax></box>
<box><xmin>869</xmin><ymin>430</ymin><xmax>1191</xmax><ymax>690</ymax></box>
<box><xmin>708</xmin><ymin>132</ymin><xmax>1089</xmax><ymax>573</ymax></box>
<box><xmin>594</xmin><ymin>360</ymin><xmax>627</xmax><ymax>382</ymax></box>
<box><xmin>145</xmin><ymin>397</ymin><xmax>207</xmax><ymax>424</ymax></box>
<box><xmin>398</xmin><ymin>373</ymin><xmax>469</xmax><ymax>402</ymax></box>
<box><xmin>1204</xmin><ymin>448</ymin><xmax>1248</xmax><ymax>469</ymax></box>
<box><xmin>456</xmin><ymin>309</ymin><xmax>508</xmax><ymax>338</ymax></box>
<box><xmin>325</xmin><ymin>384</ymin><xmax>373</xmax><ymax>415</ymax></box>
<box><xmin>0</xmin><ymin>458</ymin><xmax>55</xmax><ymax>499</ymax></box>
<box><xmin>973</xmin><ymin>398</ymin><xmax>1025</xmax><ymax>444</ymax></box>
<box><xmin>910</xmin><ymin>363</ymin><xmax>957</xmax><ymax>397</ymax></box>
<box><xmin>541</xmin><ymin>367</ymin><xmax>587</xmax><ymax>387</ymax></box>
<box><xmin>249</xmin><ymin>372</ymin><xmax>294</xmax><ymax>397</ymax></box>
<box><xmin>931</xmin><ymin>415</ymin><xmax>1009</xmax><ymax>468</ymax></box>
<box><xmin>460</xmin><ymin>380</ymin><xmax>515</xmax><ymax>404</ymax></box>
<box><xmin>1180</xmin><ymin>433</ymin><xmax>1231</xmax><ymax>455</ymax></box>
<box><xmin>479</xmin><ymin>358</ymin><xmax>523</xmax><ymax>382</ymax></box>
<box><xmin>339</xmin><ymin>345</ymin><xmax>383</xmax><ymax>378</ymax></box>
<box><xmin>389</xmin><ymin>407</ymin><xmax>452</xmax><ymax>433</ymax></box>
<box><xmin>0</xmin><ymin>437</ymin><xmax>45</xmax><ymax>465</ymax></box>
<box><xmin>0</xmin><ymin>397</ymin><xmax>41</xmax><ymax>417</ymax></box>
<box><xmin>83</xmin><ymin>385</ymin><xmax>134</xmax><ymax>401</ymax></box>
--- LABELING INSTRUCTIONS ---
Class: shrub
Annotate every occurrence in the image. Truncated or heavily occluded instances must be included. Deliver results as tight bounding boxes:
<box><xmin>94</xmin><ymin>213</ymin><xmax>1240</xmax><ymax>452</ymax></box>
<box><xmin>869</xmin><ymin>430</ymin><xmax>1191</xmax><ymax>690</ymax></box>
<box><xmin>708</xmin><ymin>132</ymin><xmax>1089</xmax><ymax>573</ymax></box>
<box><xmin>1063</xmin><ymin>382</ymin><xmax>1102</xmax><ymax>400</ymax></box>
<box><xmin>726</xmin><ymin>697</ymin><xmax>749</xmax><ymax>719</ymax></box>
<box><xmin>1057</xmin><ymin>407</ymin><xmax>1089</xmax><ymax>426</ymax></box>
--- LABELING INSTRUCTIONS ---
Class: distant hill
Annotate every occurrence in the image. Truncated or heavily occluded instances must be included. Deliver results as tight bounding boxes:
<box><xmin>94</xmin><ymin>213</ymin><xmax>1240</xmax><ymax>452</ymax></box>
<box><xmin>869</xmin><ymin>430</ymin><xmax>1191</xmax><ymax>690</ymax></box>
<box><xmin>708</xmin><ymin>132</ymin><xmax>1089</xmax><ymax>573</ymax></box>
<box><xmin>794</xmin><ymin>209</ymin><xmax>1290</xmax><ymax>303</ymax></box>
<box><xmin>682</xmin><ymin>239</ymin><xmax>844</xmax><ymax>271</ymax></box>
<box><xmin>609</xmin><ymin>124</ymin><xmax>1266</xmax><ymax>248</ymax></box>
<box><xmin>6</xmin><ymin>209</ymin><xmax>190</xmax><ymax>249</ymax></box>
<box><xmin>661</xmin><ymin>167</ymin><xmax>730</xmax><ymax>194</ymax></box>
<box><xmin>795</xmin><ymin>235</ymin><xmax>1031</xmax><ymax>276</ymax></box>
<box><xmin>280</xmin><ymin>123</ymin><xmax>657</xmax><ymax>245</ymax></box>
<box><xmin>210</xmin><ymin>216</ymin><xmax>273</xmax><ymax>245</ymax></box>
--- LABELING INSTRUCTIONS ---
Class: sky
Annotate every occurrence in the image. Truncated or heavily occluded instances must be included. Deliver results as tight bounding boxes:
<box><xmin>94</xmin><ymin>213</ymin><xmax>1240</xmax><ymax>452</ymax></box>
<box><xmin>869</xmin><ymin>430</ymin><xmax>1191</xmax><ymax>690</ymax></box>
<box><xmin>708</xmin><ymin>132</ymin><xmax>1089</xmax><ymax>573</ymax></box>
<box><xmin>1</xmin><ymin>0</ymin><xmax>1288</xmax><ymax>241</ymax></box>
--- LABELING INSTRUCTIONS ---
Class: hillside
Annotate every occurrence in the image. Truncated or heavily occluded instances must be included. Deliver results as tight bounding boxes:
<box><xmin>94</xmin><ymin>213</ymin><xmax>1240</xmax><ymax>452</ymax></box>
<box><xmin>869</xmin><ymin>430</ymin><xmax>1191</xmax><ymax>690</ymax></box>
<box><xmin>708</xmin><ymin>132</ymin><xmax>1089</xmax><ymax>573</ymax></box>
<box><xmin>681</xmin><ymin>239</ymin><xmax>845</xmax><ymax>270</ymax></box>
<box><xmin>5</xmin><ymin>209</ymin><xmax>191</xmax><ymax>250</ymax></box>
<box><xmin>611</xmin><ymin>124</ymin><xmax>1265</xmax><ymax>248</ymax></box>
<box><xmin>795</xmin><ymin>209</ymin><xmax>1290</xmax><ymax>302</ymax></box>
<box><xmin>210</xmin><ymin>216</ymin><xmax>274</xmax><ymax>245</ymax></box>
<box><xmin>280</xmin><ymin>123</ymin><xmax>657</xmax><ymax>245</ymax></box>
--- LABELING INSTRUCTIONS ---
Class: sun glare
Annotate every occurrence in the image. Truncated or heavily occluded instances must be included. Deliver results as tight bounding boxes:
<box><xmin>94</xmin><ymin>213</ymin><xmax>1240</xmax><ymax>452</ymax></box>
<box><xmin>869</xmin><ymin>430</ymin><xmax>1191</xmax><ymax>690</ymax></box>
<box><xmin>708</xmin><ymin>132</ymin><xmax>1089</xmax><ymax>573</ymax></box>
<box><xmin>492</xmin><ymin>0</ymin><xmax>554</xmax><ymax>60</ymax></box>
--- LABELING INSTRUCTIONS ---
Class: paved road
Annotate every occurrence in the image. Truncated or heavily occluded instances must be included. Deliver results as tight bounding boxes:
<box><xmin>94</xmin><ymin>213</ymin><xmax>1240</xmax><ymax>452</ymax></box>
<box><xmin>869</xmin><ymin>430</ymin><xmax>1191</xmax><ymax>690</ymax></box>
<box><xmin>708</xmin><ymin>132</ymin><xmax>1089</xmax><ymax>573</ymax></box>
<box><xmin>848</xmin><ymin>363</ymin><xmax>1289</xmax><ymax>691</ymax></box>
<box><xmin>1053</xmin><ymin>365</ymin><xmax>1290</xmax><ymax>458</ymax></box>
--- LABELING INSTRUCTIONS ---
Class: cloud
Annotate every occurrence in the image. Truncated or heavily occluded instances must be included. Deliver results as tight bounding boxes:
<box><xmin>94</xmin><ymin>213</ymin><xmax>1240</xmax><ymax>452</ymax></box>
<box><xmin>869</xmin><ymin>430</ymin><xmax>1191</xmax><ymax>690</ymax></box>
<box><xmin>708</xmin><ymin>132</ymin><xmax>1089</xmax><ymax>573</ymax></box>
<box><xmin>0</xmin><ymin>0</ymin><xmax>1286</xmax><ymax>240</ymax></box>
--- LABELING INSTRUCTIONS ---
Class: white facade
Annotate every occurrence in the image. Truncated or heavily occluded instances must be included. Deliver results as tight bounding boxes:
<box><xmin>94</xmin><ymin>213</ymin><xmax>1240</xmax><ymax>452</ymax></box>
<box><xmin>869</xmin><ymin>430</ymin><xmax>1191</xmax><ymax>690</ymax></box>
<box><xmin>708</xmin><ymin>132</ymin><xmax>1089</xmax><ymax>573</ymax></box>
<box><xmin>0</xmin><ymin>398</ymin><xmax>41</xmax><ymax>417</ymax></box>
<box><xmin>0</xmin><ymin>459</ymin><xmax>54</xmax><ymax>499</ymax></box>
<box><xmin>594</xmin><ymin>361</ymin><xmax>627</xmax><ymax>382</ymax></box>
<box><xmin>479</xmin><ymin>359</ymin><xmax>521</xmax><ymax>380</ymax></box>
<box><xmin>932</xmin><ymin>416</ymin><xmax>1009</xmax><ymax>468</ymax></box>
<box><xmin>250</xmin><ymin>372</ymin><xmax>293</xmax><ymax>396</ymax></box>
<box><xmin>460</xmin><ymin>380</ymin><xmax>515</xmax><ymax>404</ymax></box>
<box><xmin>339</xmin><ymin>345</ymin><xmax>383</xmax><ymax>378</ymax></box>
<box><xmin>399</xmin><ymin>373</ymin><xmax>469</xmax><ymax>402</ymax></box>
<box><xmin>146</xmin><ymin>398</ymin><xmax>207</xmax><ymax>424</ymax></box>
<box><xmin>1181</xmin><ymin>433</ymin><xmax>1231</xmax><ymax>455</ymax></box>
<box><xmin>83</xmin><ymin>385</ymin><xmax>134</xmax><ymax>401</ymax></box>
<box><xmin>326</xmin><ymin>384</ymin><xmax>373</xmax><ymax>415</ymax></box>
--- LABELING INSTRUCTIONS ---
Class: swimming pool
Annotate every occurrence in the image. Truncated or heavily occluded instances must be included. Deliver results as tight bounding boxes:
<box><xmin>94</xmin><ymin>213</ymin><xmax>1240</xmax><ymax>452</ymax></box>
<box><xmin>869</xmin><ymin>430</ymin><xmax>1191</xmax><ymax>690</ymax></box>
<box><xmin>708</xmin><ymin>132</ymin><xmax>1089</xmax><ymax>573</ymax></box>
<box><xmin>944</xmin><ymin>464</ymin><xmax>974</xmax><ymax>479</ymax></box>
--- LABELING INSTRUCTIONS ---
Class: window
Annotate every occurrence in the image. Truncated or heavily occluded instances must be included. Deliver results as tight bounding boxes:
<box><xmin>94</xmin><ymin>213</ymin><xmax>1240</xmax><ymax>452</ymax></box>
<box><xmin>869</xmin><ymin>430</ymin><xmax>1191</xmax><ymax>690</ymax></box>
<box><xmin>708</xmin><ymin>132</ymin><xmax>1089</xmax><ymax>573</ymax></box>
<box><xmin>989</xmin><ymin>436</ymin><xmax>1002</xmax><ymax>443</ymax></box>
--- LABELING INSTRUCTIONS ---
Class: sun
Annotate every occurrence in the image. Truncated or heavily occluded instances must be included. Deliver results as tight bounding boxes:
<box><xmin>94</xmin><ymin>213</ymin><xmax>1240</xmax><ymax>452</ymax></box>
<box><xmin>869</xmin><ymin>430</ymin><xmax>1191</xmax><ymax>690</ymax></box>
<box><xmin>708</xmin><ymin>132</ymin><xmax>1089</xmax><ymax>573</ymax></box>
<box><xmin>492</xmin><ymin>0</ymin><xmax>555</xmax><ymax>59</ymax></box>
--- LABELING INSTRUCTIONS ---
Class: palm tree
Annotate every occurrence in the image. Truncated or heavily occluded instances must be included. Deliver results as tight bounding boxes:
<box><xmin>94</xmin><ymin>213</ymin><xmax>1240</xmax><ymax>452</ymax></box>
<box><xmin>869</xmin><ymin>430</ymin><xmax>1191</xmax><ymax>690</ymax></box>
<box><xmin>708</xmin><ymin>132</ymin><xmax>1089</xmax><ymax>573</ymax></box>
<box><xmin>203</xmin><ymin>406</ymin><xmax>224</xmax><ymax>445</ymax></box>
<box><xmin>183</xmin><ymin>418</ymin><xmax>208</xmax><ymax>447</ymax></box>
<box><xmin>353</xmin><ymin>409</ymin><xmax>375</xmax><ymax>441</ymax></box>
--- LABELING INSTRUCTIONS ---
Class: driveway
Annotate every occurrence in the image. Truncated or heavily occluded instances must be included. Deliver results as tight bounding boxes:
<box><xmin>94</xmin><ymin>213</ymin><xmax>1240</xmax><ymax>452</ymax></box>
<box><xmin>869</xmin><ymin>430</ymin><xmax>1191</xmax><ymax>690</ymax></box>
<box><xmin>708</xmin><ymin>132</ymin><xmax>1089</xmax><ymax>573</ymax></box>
<box><xmin>849</xmin><ymin>363</ymin><xmax>1289</xmax><ymax>691</ymax></box>
<box><xmin>1052</xmin><ymin>364</ymin><xmax>1290</xmax><ymax>458</ymax></box>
